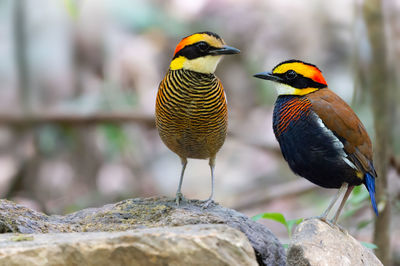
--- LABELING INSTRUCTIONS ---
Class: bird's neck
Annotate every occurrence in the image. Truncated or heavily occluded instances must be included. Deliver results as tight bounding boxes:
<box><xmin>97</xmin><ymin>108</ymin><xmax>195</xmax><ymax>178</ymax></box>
<box><xmin>275</xmin><ymin>95</ymin><xmax>304</xmax><ymax>105</ymax></box>
<box><xmin>166</xmin><ymin>69</ymin><xmax>219</xmax><ymax>94</ymax></box>
<box><xmin>170</xmin><ymin>68</ymin><xmax>217</xmax><ymax>82</ymax></box>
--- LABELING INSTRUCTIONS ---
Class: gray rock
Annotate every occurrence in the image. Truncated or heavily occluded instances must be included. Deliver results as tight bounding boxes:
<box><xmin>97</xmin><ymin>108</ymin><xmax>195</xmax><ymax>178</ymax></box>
<box><xmin>0</xmin><ymin>197</ymin><xmax>286</xmax><ymax>265</ymax></box>
<box><xmin>287</xmin><ymin>219</ymin><xmax>383</xmax><ymax>266</ymax></box>
<box><xmin>0</xmin><ymin>224</ymin><xmax>257</xmax><ymax>266</ymax></box>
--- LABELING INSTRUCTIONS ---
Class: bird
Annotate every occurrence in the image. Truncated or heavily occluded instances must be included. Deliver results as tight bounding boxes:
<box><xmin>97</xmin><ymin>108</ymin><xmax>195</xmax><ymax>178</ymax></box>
<box><xmin>155</xmin><ymin>32</ymin><xmax>240</xmax><ymax>207</ymax></box>
<box><xmin>253</xmin><ymin>59</ymin><xmax>378</xmax><ymax>223</ymax></box>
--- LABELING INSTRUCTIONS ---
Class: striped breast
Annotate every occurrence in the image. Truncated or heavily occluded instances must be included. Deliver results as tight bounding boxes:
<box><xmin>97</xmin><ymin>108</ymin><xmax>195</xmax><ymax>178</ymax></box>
<box><xmin>273</xmin><ymin>95</ymin><xmax>363</xmax><ymax>188</ymax></box>
<box><xmin>155</xmin><ymin>68</ymin><xmax>228</xmax><ymax>159</ymax></box>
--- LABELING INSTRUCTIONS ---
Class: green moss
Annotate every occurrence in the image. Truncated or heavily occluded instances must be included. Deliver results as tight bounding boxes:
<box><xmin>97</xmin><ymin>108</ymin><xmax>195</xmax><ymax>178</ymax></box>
<box><xmin>10</xmin><ymin>234</ymin><xmax>34</xmax><ymax>242</ymax></box>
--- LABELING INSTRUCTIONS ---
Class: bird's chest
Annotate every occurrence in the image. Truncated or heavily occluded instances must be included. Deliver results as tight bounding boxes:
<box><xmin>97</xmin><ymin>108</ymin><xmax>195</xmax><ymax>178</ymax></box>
<box><xmin>273</xmin><ymin>96</ymin><xmax>356</xmax><ymax>187</ymax></box>
<box><xmin>273</xmin><ymin>96</ymin><xmax>312</xmax><ymax>138</ymax></box>
<box><xmin>272</xmin><ymin>95</ymin><xmax>345</xmax><ymax>153</ymax></box>
<box><xmin>168</xmin><ymin>78</ymin><xmax>222</xmax><ymax>115</ymax></box>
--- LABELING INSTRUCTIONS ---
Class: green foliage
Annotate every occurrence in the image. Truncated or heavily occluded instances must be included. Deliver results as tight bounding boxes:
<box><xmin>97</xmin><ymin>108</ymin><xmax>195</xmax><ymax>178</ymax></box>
<box><xmin>252</xmin><ymin>212</ymin><xmax>303</xmax><ymax>238</ymax></box>
<box><xmin>253</xmin><ymin>210</ymin><xmax>377</xmax><ymax>250</ymax></box>
<box><xmin>63</xmin><ymin>0</ymin><xmax>79</xmax><ymax>19</ymax></box>
<box><xmin>361</xmin><ymin>242</ymin><xmax>378</xmax><ymax>250</ymax></box>
<box><xmin>99</xmin><ymin>124</ymin><xmax>130</xmax><ymax>158</ymax></box>
<box><xmin>37</xmin><ymin>125</ymin><xmax>76</xmax><ymax>155</ymax></box>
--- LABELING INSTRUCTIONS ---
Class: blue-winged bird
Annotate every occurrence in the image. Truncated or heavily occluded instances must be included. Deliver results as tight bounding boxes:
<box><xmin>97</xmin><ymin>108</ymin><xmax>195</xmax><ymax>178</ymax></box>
<box><xmin>155</xmin><ymin>32</ymin><xmax>240</xmax><ymax>207</ymax></box>
<box><xmin>254</xmin><ymin>60</ymin><xmax>378</xmax><ymax>223</ymax></box>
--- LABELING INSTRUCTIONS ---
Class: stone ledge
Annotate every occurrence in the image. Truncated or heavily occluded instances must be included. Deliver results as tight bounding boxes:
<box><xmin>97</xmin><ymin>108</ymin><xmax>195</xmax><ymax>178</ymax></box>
<box><xmin>287</xmin><ymin>219</ymin><xmax>382</xmax><ymax>266</ymax></box>
<box><xmin>0</xmin><ymin>224</ymin><xmax>257</xmax><ymax>266</ymax></box>
<box><xmin>0</xmin><ymin>197</ymin><xmax>286</xmax><ymax>266</ymax></box>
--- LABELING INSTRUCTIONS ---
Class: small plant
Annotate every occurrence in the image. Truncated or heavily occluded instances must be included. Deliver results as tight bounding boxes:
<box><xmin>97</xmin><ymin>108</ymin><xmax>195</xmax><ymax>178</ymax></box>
<box><xmin>252</xmin><ymin>211</ymin><xmax>378</xmax><ymax>250</ymax></box>
<box><xmin>252</xmin><ymin>212</ymin><xmax>303</xmax><ymax>239</ymax></box>
<box><xmin>361</xmin><ymin>242</ymin><xmax>378</xmax><ymax>249</ymax></box>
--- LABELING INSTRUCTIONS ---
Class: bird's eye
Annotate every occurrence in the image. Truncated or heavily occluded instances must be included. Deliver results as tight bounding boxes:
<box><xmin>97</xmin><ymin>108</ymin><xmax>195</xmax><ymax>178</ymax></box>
<box><xmin>197</xmin><ymin>42</ymin><xmax>209</xmax><ymax>52</ymax></box>
<box><xmin>286</xmin><ymin>70</ymin><xmax>297</xmax><ymax>80</ymax></box>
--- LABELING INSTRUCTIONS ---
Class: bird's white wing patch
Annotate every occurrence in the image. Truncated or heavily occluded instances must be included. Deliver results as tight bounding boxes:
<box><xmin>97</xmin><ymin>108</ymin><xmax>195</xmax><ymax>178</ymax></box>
<box><xmin>312</xmin><ymin>112</ymin><xmax>358</xmax><ymax>170</ymax></box>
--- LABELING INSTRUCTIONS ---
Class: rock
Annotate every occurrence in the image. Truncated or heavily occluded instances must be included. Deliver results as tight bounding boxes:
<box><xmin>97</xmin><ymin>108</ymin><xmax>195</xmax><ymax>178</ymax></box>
<box><xmin>0</xmin><ymin>197</ymin><xmax>286</xmax><ymax>265</ymax></box>
<box><xmin>287</xmin><ymin>219</ymin><xmax>383</xmax><ymax>266</ymax></box>
<box><xmin>0</xmin><ymin>224</ymin><xmax>257</xmax><ymax>266</ymax></box>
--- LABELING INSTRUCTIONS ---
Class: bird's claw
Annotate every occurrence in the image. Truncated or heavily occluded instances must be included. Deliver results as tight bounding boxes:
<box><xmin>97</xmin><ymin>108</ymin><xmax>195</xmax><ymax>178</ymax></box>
<box><xmin>200</xmin><ymin>198</ymin><xmax>215</xmax><ymax>209</ymax></box>
<box><xmin>304</xmin><ymin>216</ymin><xmax>335</xmax><ymax>227</ymax></box>
<box><xmin>306</xmin><ymin>216</ymin><xmax>348</xmax><ymax>234</ymax></box>
<box><xmin>175</xmin><ymin>192</ymin><xmax>186</xmax><ymax>206</ymax></box>
<box><xmin>327</xmin><ymin>221</ymin><xmax>348</xmax><ymax>234</ymax></box>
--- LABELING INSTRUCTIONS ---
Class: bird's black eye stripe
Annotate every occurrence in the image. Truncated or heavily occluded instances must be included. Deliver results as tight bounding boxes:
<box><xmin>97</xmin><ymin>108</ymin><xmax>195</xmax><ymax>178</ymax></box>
<box><xmin>276</xmin><ymin>72</ymin><xmax>327</xmax><ymax>89</ymax></box>
<box><xmin>286</xmin><ymin>70</ymin><xmax>297</xmax><ymax>80</ymax></box>
<box><xmin>173</xmin><ymin>42</ymin><xmax>214</xmax><ymax>60</ymax></box>
<box><xmin>197</xmin><ymin>41</ymin><xmax>209</xmax><ymax>52</ymax></box>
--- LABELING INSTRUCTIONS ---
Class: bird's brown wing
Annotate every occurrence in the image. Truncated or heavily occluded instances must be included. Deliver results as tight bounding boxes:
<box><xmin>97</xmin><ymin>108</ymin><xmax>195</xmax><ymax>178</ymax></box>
<box><xmin>307</xmin><ymin>88</ymin><xmax>376</xmax><ymax>176</ymax></box>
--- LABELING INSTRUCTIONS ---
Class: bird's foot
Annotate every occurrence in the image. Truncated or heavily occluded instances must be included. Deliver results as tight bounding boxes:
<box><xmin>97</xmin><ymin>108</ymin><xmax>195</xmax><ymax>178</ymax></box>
<box><xmin>304</xmin><ymin>216</ymin><xmax>335</xmax><ymax>227</ymax></box>
<box><xmin>327</xmin><ymin>220</ymin><xmax>348</xmax><ymax>234</ymax></box>
<box><xmin>306</xmin><ymin>216</ymin><xmax>348</xmax><ymax>234</ymax></box>
<box><xmin>175</xmin><ymin>192</ymin><xmax>186</xmax><ymax>206</ymax></box>
<box><xmin>303</xmin><ymin>216</ymin><xmax>328</xmax><ymax>223</ymax></box>
<box><xmin>200</xmin><ymin>198</ymin><xmax>215</xmax><ymax>209</ymax></box>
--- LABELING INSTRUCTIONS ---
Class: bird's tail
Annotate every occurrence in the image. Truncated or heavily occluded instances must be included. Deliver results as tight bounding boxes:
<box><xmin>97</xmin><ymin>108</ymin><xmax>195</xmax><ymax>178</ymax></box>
<box><xmin>365</xmin><ymin>172</ymin><xmax>378</xmax><ymax>216</ymax></box>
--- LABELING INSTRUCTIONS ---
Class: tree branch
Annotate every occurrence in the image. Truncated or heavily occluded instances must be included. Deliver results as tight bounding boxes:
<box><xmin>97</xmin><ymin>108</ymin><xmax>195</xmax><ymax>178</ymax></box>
<box><xmin>0</xmin><ymin>112</ymin><xmax>156</xmax><ymax>128</ymax></box>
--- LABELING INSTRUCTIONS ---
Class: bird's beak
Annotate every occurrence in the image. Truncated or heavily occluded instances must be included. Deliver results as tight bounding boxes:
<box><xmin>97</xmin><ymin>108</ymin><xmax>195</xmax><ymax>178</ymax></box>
<box><xmin>253</xmin><ymin>71</ymin><xmax>282</xmax><ymax>82</ymax></box>
<box><xmin>210</xmin><ymin>45</ymin><xmax>240</xmax><ymax>55</ymax></box>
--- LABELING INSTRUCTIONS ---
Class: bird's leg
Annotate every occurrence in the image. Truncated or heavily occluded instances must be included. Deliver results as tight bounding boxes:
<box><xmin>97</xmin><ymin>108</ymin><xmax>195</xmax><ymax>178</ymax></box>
<box><xmin>175</xmin><ymin>157</ymin><xmax>188</xmax><ymax>205</ymax></box>
<box><xmin>318</xmin><ymin>183</ymin><xmax>348</xmax><ymax>222</ymax></box>
<box><xmin>332</xmin><ymin>184</ymin><xmax>354</xmax><ymax>224</ymax></box>
<box><xmin>201</xmin><ymin>156</ymin><xmax>216</xmax><ymax>209</ymax></box>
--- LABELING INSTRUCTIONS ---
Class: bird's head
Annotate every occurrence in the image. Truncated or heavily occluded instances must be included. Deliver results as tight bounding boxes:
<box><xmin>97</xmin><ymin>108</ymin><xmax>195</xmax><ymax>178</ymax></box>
<box><xmin>254</xmin><ymin>60</ymin><xmax>328</xmax><ymax>96</ymax></box>
<box><xmin>169</xmin><ymin>32</ymin><xmax>240</xmax><ymax>74</ymax></box>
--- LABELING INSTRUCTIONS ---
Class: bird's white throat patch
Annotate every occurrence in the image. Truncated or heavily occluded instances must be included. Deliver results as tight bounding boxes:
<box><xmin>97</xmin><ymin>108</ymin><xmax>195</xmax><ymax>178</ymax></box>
<box><xmin>313</xmin><ymin>112</ymin><xmax>358</xmax><ymax>170</ymax></box>
<box><xmin>271</xmin><ymin>82</ymin><xmax>318</xmax><ymax>96</ymax></box>
<box><xmin>170</xmin><ymin>55</ymin><xmax>223</xmax><ymax>74</ymax></box>
<box><xmin>273</xmin><ymin>83</ymin><xmax>298</xmax><ymax>95</ymax></box>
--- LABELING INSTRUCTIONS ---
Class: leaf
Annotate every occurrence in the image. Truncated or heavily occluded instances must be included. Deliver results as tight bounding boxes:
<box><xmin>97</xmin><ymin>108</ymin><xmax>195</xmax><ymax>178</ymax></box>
<box><xmin>361</xmin><ymin>242</ymin><xmax>378</xmax><ymax>250</ymax></box>
<box><xmin>282</xmin><ymin>243</ymin><xmax>289</xmax><ymax>249</ymax></box>
<box><xmin>253</xmin><ymin>212</ymin><xmax>287</xmax><ymax>226</ymax></box>
<box><xmin>251</xmin><ymin>213</ymin><xmax>264</xmax><ymax>221</ymax></box>
<box><xmin>287</xmin><ymin>218</ymin><xmax>303</xmax><ymax>234</ymax></box>
<box><xmin>252</xmin><ymin>212</ymin><xmax>303</xmax><ymax>239</ymax></box>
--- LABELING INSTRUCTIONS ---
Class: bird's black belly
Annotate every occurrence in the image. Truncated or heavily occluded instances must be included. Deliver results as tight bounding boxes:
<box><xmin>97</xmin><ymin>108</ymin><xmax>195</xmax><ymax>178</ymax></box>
<box><xmin>273</xmin><ymin>96</ymin><xmax>361</xmax><ymax>188</ymax></box>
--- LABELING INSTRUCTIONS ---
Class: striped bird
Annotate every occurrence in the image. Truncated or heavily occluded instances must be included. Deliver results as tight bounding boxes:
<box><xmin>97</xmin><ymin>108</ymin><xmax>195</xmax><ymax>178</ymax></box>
<box><xmin>254</xmin><ymin>60</ymin><xmax>378</xmax><ymax>223</ymax></box>
<box><xmin>156</xmin><ymin>32</ymin><xmax>240</xmax><ymax>207</ymax></box>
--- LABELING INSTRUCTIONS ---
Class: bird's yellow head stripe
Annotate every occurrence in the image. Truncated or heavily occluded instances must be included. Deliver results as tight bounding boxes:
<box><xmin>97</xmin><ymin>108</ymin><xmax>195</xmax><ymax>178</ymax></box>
<box><xmin>273</xmin><ymin>62</ymin><xmax>327</xmax><ymax>86</ymax></box>
<box><xmin>174</xmin><ymin>33</ymin><xmax>225</xmax><ymax>56</ymax></box>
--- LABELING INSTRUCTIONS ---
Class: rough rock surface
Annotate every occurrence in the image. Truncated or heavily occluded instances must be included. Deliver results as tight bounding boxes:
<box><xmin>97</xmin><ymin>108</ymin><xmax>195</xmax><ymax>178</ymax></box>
<box><xmin>0</xmin><ymin>224</ymin><xmax>257</xmax><ymax>266</ymax></box>
<box><xmin>287</xmin><ymin>219</ymin><xmax>383</xmax><ymax>266</ymax></box>
<box><xmin>0</xmin><ymin>197</ymin><xmax>286</xmax><ymax>265</ymax></box>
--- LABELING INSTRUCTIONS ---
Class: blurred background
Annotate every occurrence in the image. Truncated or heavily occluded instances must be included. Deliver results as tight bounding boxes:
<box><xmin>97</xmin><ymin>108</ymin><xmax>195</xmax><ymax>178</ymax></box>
<box><xmin>0</xmin><ymin>0</ymin><xmax>399</xmax><ymax>264</ymax></box>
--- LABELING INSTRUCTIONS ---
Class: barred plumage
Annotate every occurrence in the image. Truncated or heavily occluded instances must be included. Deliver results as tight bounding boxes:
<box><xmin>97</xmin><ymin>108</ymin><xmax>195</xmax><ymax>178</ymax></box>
<box><xmin>155</xmin><ymin>32</ymin><xmax>239</xmax><ymax>207</ymax></box>
<box><xmin>156</xmin><ymin>69</ymin><xmax>227</xmax><ymax>160</ymax></box>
